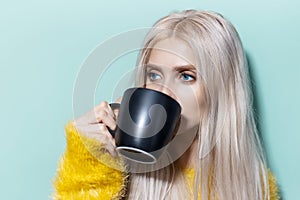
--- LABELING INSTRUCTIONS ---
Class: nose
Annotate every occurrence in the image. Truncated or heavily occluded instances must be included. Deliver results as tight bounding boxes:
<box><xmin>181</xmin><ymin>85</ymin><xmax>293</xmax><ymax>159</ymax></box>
<box><xmin>146</xmin><ymin>83</ymin><xmax>178</xmax><ymax>101</ymax></box>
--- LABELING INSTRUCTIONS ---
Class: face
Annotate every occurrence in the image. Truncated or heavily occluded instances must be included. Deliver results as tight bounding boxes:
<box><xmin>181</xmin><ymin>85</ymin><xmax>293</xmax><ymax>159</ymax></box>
<box><xmin>145</xmin><ymin>38</ymin><xmax>206</xmax><ymax>133</ymax></box>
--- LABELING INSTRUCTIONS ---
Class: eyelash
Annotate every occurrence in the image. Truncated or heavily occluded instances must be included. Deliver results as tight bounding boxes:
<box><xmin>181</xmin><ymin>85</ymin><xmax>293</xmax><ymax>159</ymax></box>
<box><xmin>179</xmin><ymin>73</ymin><xmax>195</xmax><ymax>82</ymax></box>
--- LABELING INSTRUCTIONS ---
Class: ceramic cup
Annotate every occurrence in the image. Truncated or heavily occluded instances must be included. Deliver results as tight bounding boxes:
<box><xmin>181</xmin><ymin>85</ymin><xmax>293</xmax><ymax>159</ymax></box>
<box><xmin>109</xmin><ymin>87</ymin><xmax>181</xmax><ymax>164</ymax></box>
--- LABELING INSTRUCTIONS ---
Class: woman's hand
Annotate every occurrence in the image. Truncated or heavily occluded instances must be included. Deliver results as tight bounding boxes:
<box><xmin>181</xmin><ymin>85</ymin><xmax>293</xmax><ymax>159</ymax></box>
<box><xmin>73</xmin><ymin>100</ymin><xmax>120</xmax><ymax>157</ymax></box>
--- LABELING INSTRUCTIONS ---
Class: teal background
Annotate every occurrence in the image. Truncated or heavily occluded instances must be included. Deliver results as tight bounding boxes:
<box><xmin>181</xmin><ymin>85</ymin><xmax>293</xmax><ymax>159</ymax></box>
<box><xmin>0</xmin><ymin>0</ymin><xmax>299</xmax><ymax>199</ymax></box>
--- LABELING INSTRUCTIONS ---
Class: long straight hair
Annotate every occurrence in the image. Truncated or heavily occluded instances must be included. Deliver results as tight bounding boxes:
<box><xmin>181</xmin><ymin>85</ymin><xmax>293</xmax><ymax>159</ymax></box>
<box><xmin>127</xmin><ymin>10</ymin><xmax>269</xmax><ymax>200</ymax></box>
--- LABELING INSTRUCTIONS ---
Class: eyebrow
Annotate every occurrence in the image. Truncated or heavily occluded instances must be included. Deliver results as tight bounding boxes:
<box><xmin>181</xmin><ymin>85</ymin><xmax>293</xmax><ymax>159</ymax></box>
<box><xmin>145</xmin><ymin>63</ymin><xmax>197</xmax><ymax>72</ymax></box>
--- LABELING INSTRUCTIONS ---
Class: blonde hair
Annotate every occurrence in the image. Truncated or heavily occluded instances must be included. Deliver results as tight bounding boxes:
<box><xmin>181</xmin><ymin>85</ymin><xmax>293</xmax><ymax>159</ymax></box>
<box><xmin>127</xmin><ymin>10</ymin><xmax>269</xmax><ymax>200</ymax></box>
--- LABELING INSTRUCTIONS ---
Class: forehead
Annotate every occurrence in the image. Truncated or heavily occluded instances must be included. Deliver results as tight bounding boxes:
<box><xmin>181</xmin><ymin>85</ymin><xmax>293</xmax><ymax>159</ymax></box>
<box><xmin>147</xmin><ymin>38</ymin><xmax>196</xmax><ymax>67</ymax></box>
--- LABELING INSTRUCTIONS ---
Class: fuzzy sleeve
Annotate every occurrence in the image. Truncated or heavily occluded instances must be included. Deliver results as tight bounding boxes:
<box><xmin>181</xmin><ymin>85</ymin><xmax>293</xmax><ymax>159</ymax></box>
<box><xmin>269</xmin><ymin>171</ymin><xmax>280</xmax><ymax>200</ymax></box>
<box><xmin>52</xmin><ymin>122</ymin><xmax>128</xmax><ymax>200</ymax></box>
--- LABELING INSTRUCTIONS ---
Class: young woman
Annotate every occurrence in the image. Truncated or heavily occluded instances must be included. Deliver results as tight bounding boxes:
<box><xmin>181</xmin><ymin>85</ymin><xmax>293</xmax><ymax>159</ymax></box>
<box><xmin>53</xmin><ymin>10</ymin><xmax>279</xmax><ymax>200</ymax></box>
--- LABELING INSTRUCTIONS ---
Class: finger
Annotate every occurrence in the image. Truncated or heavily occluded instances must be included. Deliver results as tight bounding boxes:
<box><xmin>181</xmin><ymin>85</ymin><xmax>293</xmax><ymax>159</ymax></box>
<box><xmin>94</xmin><ymin>109</ymin><xmax>117</xmax><ymax>131</ymax></box>
<box><xmin>105</xmin><ymin>141</ymin><xmax>118</xmax><ymax>157</ymax></box>
<box><xmin>113</xmin><ymin>109</ymin><xmax>119</xmax><ymax>119</ymax></box>
<box><xmin>74</xmin><ymin>101</ymin><xmax>113</xmax><ymax>126</ymax></box>
<box><xmin>94</xmin><ymin>101</ymin><xmax>115</xmax><ymax>119</ymax></box>
<box><xmin>76</xmin><ymin>123</ymin><xmax>109</xmax><ymax>134</ymax></box>
<box><xmin>116</xmin><ymin>96</ymin><xmax>122</xmax><ymax>103</ymax></box>
<box><xmin>76</xmin><ymin>123</ymin><xmax>117</xmax><ymax>156</ymax></box>
<box><xmin>92</xmin><ymin>124</ymin><xmax>117</xmax><ymax>156</ymax></box>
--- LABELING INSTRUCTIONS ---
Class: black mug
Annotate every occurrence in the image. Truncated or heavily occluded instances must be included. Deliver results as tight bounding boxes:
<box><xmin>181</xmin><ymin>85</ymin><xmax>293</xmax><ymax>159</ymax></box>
<box><xmin>109</xmin><ymin>87</ymin><xmax>181</xmax><ymax>164</ymax></box>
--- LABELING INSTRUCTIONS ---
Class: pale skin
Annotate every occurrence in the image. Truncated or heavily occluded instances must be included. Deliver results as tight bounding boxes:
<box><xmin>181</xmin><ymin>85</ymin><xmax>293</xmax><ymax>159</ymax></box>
<box><xmin>74</xmin><ymin>38</ymin><xmax>205</xmax><ymax>167</ymax></box>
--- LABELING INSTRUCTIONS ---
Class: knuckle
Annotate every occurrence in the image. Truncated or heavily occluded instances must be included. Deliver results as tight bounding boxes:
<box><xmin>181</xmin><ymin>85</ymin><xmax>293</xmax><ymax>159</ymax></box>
<box><xmin>99</xmin><ymin>124</ymin><xmax>108</xmax><ymax>132</ymax></box>
<box><xmin>98</xmin><ymin>110</ymin><xmax>108</xmax><ymax>118</ymax></box>
<box><xmin>99</xmin><ymin>101</ymin><xmax>109</xmax><ymax>108</ymax></box>
<box><xmin>94</xmin><ymin>101</ymin><xmax>109</xmax><ymax>113</ymax></box>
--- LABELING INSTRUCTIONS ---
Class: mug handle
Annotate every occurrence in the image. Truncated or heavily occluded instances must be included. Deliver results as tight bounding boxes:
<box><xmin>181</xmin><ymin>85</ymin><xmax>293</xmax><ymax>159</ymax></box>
<box><xmin>107</xmin><ymin>103</ymin><xmax>120</xmax><ymax>137</ymax></box>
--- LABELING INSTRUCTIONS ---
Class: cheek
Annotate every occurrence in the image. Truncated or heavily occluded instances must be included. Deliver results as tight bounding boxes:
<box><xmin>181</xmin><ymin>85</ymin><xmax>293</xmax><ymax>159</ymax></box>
<box><xmin>176</xmin><ymin>86</ymin><xmax>205</xmax><ymax>131</ymax></box>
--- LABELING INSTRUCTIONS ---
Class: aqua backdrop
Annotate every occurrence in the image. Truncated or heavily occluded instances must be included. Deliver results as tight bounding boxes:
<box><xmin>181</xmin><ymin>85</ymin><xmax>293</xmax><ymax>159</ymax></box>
<box><xmin>0</xmin><ymin>1</ymin><xmax>299</xmax><ymax>199</ymax></box>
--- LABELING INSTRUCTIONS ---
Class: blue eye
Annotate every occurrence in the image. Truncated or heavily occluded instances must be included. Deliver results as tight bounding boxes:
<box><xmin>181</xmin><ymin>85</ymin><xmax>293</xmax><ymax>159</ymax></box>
<box><xmin>147</xmin><ymin>72</ymin><xmax>161</xmax><ymax>81</ymax></box>
<box><xmin>180</xmin><ymin>73</ymin><xmax>195</xmax><ymax>81</ymax></box>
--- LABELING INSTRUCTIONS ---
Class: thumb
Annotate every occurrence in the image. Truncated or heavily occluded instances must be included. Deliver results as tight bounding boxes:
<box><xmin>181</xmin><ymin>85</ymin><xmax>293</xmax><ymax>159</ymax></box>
<box><xmin>116</xmin><ymin>96</ymin><xmax>122</xmax><ymax>103</ymax></box>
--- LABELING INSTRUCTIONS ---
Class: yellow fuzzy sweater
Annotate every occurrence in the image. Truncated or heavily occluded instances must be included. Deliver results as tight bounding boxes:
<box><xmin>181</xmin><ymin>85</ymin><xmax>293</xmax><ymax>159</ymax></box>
<box><xmin>52</xmin><ymin>122</ymin><xmax>280</xmax><ymax>199</ymax></box>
